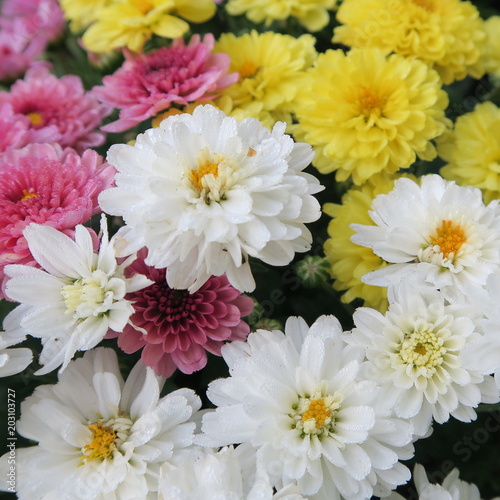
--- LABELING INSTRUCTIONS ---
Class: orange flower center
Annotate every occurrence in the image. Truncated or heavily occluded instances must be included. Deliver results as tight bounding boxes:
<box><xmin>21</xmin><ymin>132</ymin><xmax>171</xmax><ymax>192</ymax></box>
<box><xmin>20</xmin><ymin>189</ymin><xmax>37</xmax><ymax>201</ymax></box>
<box><xmin>302</xmin><ymin>399</ymin><xmax>332</xmax><ymax>429</ymax></box>
<box><xmin>189</xmin><ymin>163</ymin><xmax>219</xmax><ymax>190</ymax></box>
<box><xmin>357</xmin><ymin>87</ymin><xmax>387</xmax><ymax>117</ymax></box>
<box><xmin>26</xmin><ymin>112</ymin><xmax>43</xmax><ymax>127</ymax></box>
<box><xmin>81</xmin><ymin>421</ymin><xmax>117</xmax><ymax>464</ymax></box>
<box><xmin>238</xmin><ymin>60</ymin><xmax>258</xmax><ymax>79</ymax></box>
<box><xmin>429</xmin><ymin>220</ymin><xmax>466</xmax><ymax>258</ymax></box>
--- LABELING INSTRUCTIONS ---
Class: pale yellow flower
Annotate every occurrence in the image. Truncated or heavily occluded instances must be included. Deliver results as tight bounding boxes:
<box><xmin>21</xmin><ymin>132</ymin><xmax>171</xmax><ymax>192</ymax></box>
<box><xmin>294</xmin><ymin>47</ymin><xmax>449</xmax><ymax>185</ymax></box>
<box><xmin>323</xmin><ymin>174</ymin><xmax>415</xmax><ymax>312</ymax></box>
<box><xmin>225</xmin><ymin>0</ymin><xmax>337</xmax><ymax>32</ymax></box>
<box><xmin>333</xmin><ymin>0</ymin><xmax>486</xmax><ymax>84</ymax></box>
<box><xmin>439</xmin><ymin>101</ymin><xmax>500</xmax><ymax>204</ymax></box>
<box><xmin>59</xmin><ymin>0</ymin><xmax>113</xmax><ymax>32</ymax></box>
<box><xmin>82</xmin><ymin>0</ymin><xmax>215</xmax><ymax>53</ymax></box>
<box><xmin>480</xmin><ymin>16</ymin><xmax>500</xmax><ymax>77</ymax></box>
<box><xmin>213</xmin><ymin>31</ymin><xmax>317</xmax><ymax>129</ymax></box>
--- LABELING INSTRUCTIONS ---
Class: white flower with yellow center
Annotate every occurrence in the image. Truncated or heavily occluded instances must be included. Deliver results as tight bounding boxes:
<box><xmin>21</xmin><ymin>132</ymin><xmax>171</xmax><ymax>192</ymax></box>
<box><xmin>350</xmin><ymin>284</ymin><xmax>499</xmax><ymax>436</ymax></box>
<box><xmin>0</xmin><ymin>348</ymin><xmax>201</xmax><ymax>500</ymax></box>
<box><xmin>98</xmin><ymin>104</ymin><xmax>323</xmax><ymax>293</ymax></box>
<box><xmin>197</xmin><ymin>316</ymin><xmax>414</xmax><ymax>500</ymax></box>
<box><xmin>351</xmin><ymin>175</ymin><xmax>500</xmax><ymax>296</ymax></box>
<box><xmin>3</xmin><ymin>217</ymin><xmax>152</xmax><ymax>375</ymax></box>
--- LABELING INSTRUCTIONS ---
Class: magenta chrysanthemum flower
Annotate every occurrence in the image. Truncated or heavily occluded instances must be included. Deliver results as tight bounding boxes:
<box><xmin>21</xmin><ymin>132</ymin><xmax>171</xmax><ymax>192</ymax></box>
<box><xmin>0</xmin><ymin>63</ymin><xmax>111</xmax><ymax>151</ymax></box>
<box><xmin>92</xmin><ymin>34</ymin><xmax>238</xmax><ymax>133</ymax></box>
<box><xmin>0</xmin><ymin>0</ymin><xmax>64</xmax><ymax>81</ymax></box>
<box><xmin>0</xmin><ymin>103</ymin><xmax>57</xmax><ymax>152</ymax></box>
<box><xmin>107</xmin><ymin>250</ymin><xmax>254</xmax><ymax>377</ymax></box>
<box><xmin>0</xmin><ymin>143</ymin><xmax>115</xmax><ymax>294</ymax></box>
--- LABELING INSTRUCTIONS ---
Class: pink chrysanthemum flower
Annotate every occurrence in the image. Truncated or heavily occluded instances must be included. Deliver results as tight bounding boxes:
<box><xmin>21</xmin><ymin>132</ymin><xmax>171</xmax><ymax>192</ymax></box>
<box><xmin>0</xmin><ymin>143</ymin><xmax>115</xmax><ymax>294</ymax></box>
<box><xmin>0</xmin><ymin>63</ymin><xmax>111</xmax><ymax>151</ymax></box>
<box><xmin>106</xmin><ymin>250</ymin><xmax>254</xmax><ymax>377</ymax></box>
<box><xmin>0</xmin><ymin>0</ymin><xmax>64</xmax><ymax>81</ymax></box>
<box><xmin>92</xmin><ymin>34</ymin><xmax>238</xmax><ymax>133</ymax></box>
<box><xmin>0</xmin><ymin>103</ymin><xmax>57</xmax><ymax>152</ymax></box>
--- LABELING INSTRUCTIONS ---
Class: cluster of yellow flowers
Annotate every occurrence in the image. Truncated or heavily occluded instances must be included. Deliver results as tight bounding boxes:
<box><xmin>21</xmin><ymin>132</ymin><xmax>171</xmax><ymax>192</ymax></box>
<box><xmin>58</xmin><ymin>0</ymin><xmax>500</xmax><ymax>311</ymax></box>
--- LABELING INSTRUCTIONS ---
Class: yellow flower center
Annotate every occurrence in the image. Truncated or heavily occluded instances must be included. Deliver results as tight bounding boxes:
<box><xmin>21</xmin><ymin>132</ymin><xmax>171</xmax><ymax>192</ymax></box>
<box><xmin>61</xmin><ymin>271</ymin><xmax>113</xmax><ymax>319</ymax></box>
<box><xmin>20</xmin><ymin>189</ymin><xmax>37</xmax><ymax>201</ymax></box>
<box><xmin>133</xmin><ymin>0</ymin><xmax>155</xmax><ymax>14</ymax></box>
<box><xmin>429</xmin><ymin>220</ymin><xmax>466</xmax><ymax>259</ymax></box>
<box><xmin>357</xmin><ymin>87</ymin><xmax>387</xmax><ymax>117</ymax></box>
<box><xmin>238</xmin><ymin>60</ymin><xmax>258</xmax><ymax>78</ymax></box>
<box><xmin>81</xmin><ymin>421</ymin><xmax>117</xmax><ymax>464</ymax></box>
<box><xmin>189</xmin><ymin>163</ymin><xmax>219</xmax><ymax>191</ymax></box>
<box><xmin>26</xmin><ymin>111</ymin><xmax>43</xmax><ymax>126</ymax></box>
<box><xmin>399</xmin><ymin>329</ymin><xmax>445</xmax><ymax>369</ymax></box>
<box><xmin>290</xmin><ymin>387</ymin><xmax>342</xmax><ymax>438</ymax></box>
<box><xmin>301</xmin><ymin>399</ymin><xmax>332</xmax><ymax>429</ymax></box>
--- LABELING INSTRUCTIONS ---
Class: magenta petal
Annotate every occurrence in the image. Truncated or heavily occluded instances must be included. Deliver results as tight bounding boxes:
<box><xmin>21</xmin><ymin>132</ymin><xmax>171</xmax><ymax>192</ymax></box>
<box><xmin>171</xmin><ymin>344</ymin><xmax>207</xmax><ymax>374</ymax></box>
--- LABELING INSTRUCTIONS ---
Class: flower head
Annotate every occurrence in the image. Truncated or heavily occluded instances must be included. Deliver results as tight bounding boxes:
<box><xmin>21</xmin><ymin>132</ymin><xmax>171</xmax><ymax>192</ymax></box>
<box><xmin>159</xmin><ymin>444</ymin><xmax>306</xmax><ymax>500</ymax></box>
<box><xmin>225</xmin><ymin>0</ymin><xmax>338</xmax><ymax>32</ymax></box>
<box><xmin>81</xmin><ymin>0</ymin><xmax>216</xmax><ymax>53</ymax></box>
<box><xmin>333</xmin><ymin>0</ymin><xmax>486</xmax><ymax>84</ymax></box>
<box><xmin>214</xmin><ymin>31</ymin><xmax>317</xmax><ymax>129</ymax></box>
<box><xmin>0</xmin><ymin>0</ymin><xmax>65</xmax><ymax>81</ymax></box>
<box><xmin>294</xmin><ymin>48</ymin><xmax>449</xmax><ymax>185</ymax></box>
<box><xmin>3</xmin><ymin>217</ymin><xmax>152</xmax><ymax>374</ymax></box>
<box><xmin>0</xmin><ymin>143</ymin><xmax>115</xmax><ymax>291</ymax></box>
<box><xmin>480</xmin><ymin>16</ymin><xmax>500</xmax><ymax>77</ymax></box>
<box><xmin>99</xmin><ymin>104</ymin><xmax>323</xmax><ymax>293</ymax></box>
<box><xmin>439</xmin><ymin>101</ymin><xmax>500</xmax><ymax>204</ymax></box>
<box><xmin>198</xmin><ymin>316</ymin><xmax>414</xmax><ymax>499</ymax></box>
<box><xmin>0</xmin><ymin>347</ymin><xmax>201</xmax><ymax>499</ymax></box>
<box><xmin>351</xmin><ymin>175</ymin><xmax>500</xmax><ymax>296</ymax></box>
<box><xmin>0</xmin><ymin>63</ymin><xmax>110</xmax><ymax>152</ymax></box>
<box><xmin>107</xmin><ymin>249</ymin><xmax>254</xmax><ymax>377</ymax></box>
<box><xmin>350</xmin><ymin>284</ymin><xmax>499</xmax><ymax>436</ymax></box>
<box><xmin>92</xmin><ymin>34</ymin><xmax>238</xmax><ymax>133</ymax></box>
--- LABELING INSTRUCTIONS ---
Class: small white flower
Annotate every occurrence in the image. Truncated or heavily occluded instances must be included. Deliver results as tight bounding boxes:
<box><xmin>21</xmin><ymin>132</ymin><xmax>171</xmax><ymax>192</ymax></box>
<box><xmin>197</xmin><ymin>316</ymin><xmax>414</xmax><ymax>500</ymax></box>
<box><xmin>98</xmin><ymin>104</ymin><xmax>323</xmax><ymax>293</ymax></box>
<box><xmin>3</xmin><ymin>216</ymin><xmax>152</xmax><ymax>375</ymax></box>
<box><xmin>388</xmin><ymin>464</ymin><xmax>482</xmax><ymax>500</ymax></box>
<box><xmin>158</xmin><ymin>443</ymin><xmax>305</xmax><ymax>500</ymax></box>
<box><xmin>0</xmin><ymin>348</ymin><xmax>201</xmax><ymax>500</ymax></box>
<box><xmin>0</xmin><ymin>332</ymin><xmax>32</xmax><ymax>377</ymax></box>
<box><xmin>350</xmin><ymin>175</ymin><xmax>500</xmax><ymax>296</ymax></box>
<box><xmin>350</xmin><ymin>284</ymin><xmax>500</xmax><ymax>436</ymax></box>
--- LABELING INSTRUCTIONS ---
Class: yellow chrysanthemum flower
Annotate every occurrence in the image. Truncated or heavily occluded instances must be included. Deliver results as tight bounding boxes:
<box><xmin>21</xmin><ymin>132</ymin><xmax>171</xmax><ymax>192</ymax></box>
<box><xmin>333</xmin><ymin>0</ymin><xmax>486</xmax><ymax>85</ymax></box>
<box><xmin>439</xmin><ymin>101</ymin><xmax>500</xmax><ymax>204</ymax></box>
<box><xmin>294</xmin><ymin>48</ymin><xmax>450</xmax><ymax>185</ymax></box>
<box><xmin>59</xmin><ymin>0</ymin><xmax>113</xmax><ymax>32</ymax></box>
<box><xmin>225</xmin><ymin>0</ymin><xmax>337</xmax><ymax>32</ymax></box>
<box><xmin>480</xmin><ymin>16</ymin><xmax>500</xmax><ymax>77</ymax></box>
<box><xmin>213</xmin><ymin>31</ymin><xmax>317</xmax><ymax>129</ymax></box>
<box><xmin>323</xmin><ymin>173</ymin><xmax>414</xmax><ymax>312</ymax></box>
<box><xmin>82</xmin><ymin>0</ymin><xmax>216</xmax><ymax>53</ymax></box>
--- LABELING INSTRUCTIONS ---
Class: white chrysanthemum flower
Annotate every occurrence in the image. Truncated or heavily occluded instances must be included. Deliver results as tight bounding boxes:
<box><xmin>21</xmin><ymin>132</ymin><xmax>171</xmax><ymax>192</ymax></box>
<box><xmin>351</xmin><ymin>175</ymin><xmax>500</xmax><ymax>296</ymax></box>
<box><xmin>159</xmin><ymin>444</ymin><xmax>305</xmax><ymax>500</ymax></box>
<box><xmin>350</xmin><ymin>284</ymin><xmax>500</xmax><ymax>436</ymax></box>
<box><xmin>98</xmin><ymin>104</ymin><xmax>323</xmax><ymax>293</ymax></box>
<box><xmin>197</xmin><ymin>316</ymin><xmax>414</xmax><ymax>500</ymax></box>
<box><xmin>388</xmin><ymin>464</ymin><xmax>482</xmax><ymax>500</ymax></box>
<box><xmin>3</xmin><ymin>216</ymin><xmax>152</xmax><ymax>375</ymax></box>
<box><xmin>0</xmin><ymin>348</ymin><xmax>201</xmax><ymax>500</ymax></box>
<box><xmin>0</xmin><ymin>332</ymin><xmax>32</xmax><ymax>377</ymax></box>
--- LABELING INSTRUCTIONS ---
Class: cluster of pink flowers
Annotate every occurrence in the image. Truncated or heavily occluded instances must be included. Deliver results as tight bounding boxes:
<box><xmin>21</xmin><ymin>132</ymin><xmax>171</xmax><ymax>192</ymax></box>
<box><xmin>0</xmin><ymin>0</ymin><xmax>65</xmax><ymax>81</ymax></box>
<box><xmin>92</xmin><ymin>34</ymin><xmax>238</xmax><ymax>132</ymax></box>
